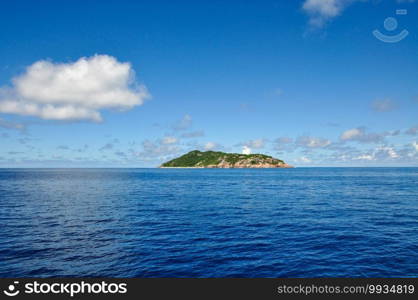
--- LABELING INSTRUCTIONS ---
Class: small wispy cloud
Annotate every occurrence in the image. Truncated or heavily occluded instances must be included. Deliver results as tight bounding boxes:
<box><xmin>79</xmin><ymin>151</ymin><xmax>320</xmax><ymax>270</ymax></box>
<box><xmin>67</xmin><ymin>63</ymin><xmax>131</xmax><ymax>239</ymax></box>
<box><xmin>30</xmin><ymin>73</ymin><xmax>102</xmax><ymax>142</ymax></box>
<box><xmin>273</xmin><ymin>137</ymin><xmax>294</xmax><ymax>152</ymax></box>
<box><xmin>0</xmin><ymin>118</ymin><xmax>26</xmax><ymax>131</ymax></box>
<box><xmin>181</xmin><ymin>130</ymin><xmax>205</xmax><ymax>138</ymax></box>
<box><xmin>99</xmin><ymin>143</ymin><xmax>114</xmax><ymax>151</ymax></box>
<box><xmin>172</xmin><ymin>114</ymin><xmax>192</xmax><ymax>131</ymax></box>
<box><xmin>8</xmin><ymin>151</ymin><xmax>23</xmax><ymax>155</ymax></box>
<box><xmin>240</xmin><ymin>139</ymin><xmax>266</xmax><ymax>149</ymax></box>
<box><xmin>371</xmin><ymin>99</ymin><xmax>397</xmax><ymax>112</ymax></box>
<box><xmin>274</xmin><ymin>88</ymin><xmax>283</xmax><ymax>97</ymax></box>
<box><xmin>161</xmin><ymin>136</ymin><xmax>178</xmax><ymax>145</ymax></box>
<box><xmin>298</xmin><ymin>156</ymin><xmax>312</xmax><ymax>163</ymax></box>
<box><xmin>137</xmin><ymin>139</ymin><xmax>181</xmax><ymax>161</ymax></box>
<box><xmin>114</xmin><ymin>151</ymin><xmax>127</xmax><ymax>158</ymax></box>
<box><xmin>340</xmin><ymin>127</ymin><xmax>385</xmax><ymax>143</ymax></box>
<box><xmin>75</xmin><ymin>144</ymin><xmax>89</xmax><ymax>153</ymax></box>
<box><xmin>405</xmin><ymin>126</ymin><xmax>418</xmax><ymax>136</ymax></box>
<box><xmin>204</xmin><ymin>142</ymin><xmax>219</xmax><ymax>151</ymax></box>
<box><xmin>296</xmin><ymin>136</ymin><xmax>331</xmax><ymax>148</ymax></box>
<box><xmin>302</xmin><ymin>0</ymin><xmax>360</xmax><ymax>29</ymax></box>
<box><xmin>57</xmin><ymin>145</ymin><xmax>69</xmax><ymax>150</ymax></box>
<box><xmin>324</xmin><ymin>122</ymin><xmax>340</xmax><ymax>127</ymax></box>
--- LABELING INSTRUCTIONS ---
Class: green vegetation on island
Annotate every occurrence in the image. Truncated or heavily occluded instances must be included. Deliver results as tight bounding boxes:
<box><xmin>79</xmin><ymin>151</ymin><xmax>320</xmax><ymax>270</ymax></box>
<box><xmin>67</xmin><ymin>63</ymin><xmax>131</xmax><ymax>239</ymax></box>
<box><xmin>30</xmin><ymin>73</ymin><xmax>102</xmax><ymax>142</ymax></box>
<box><xmin>160</xmin><ymin>150</ymin><xmax>292</xmax><ymax>168</ymax></box>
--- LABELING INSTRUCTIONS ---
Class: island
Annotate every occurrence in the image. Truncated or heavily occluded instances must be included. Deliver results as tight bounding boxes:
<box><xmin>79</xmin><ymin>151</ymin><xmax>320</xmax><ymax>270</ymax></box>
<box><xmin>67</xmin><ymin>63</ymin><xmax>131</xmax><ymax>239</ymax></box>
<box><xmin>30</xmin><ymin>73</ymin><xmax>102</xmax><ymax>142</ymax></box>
<box><xmin>160</xmin><ymin>150</ymin><xmax>293</xmax><ymax>168</ymax></box>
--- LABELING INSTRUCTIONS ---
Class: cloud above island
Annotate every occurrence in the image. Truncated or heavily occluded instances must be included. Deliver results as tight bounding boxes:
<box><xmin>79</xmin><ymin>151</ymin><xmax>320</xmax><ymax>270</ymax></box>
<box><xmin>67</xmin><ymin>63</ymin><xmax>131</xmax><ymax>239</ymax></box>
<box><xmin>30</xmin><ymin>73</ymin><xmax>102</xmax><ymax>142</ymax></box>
<box><xmin>242</xmin><ymin>146</ymin><xmax>252</xmax><ymax>155</ymax></box>
<box><xmin>240</xmin><ymin>139</ymin><xmax>266</xmax><ymax>150</ymax></box>
<box><xmin>0</xmin><ymin>55</ymin><xmax>149</xmax><ymax>122</ymax></box>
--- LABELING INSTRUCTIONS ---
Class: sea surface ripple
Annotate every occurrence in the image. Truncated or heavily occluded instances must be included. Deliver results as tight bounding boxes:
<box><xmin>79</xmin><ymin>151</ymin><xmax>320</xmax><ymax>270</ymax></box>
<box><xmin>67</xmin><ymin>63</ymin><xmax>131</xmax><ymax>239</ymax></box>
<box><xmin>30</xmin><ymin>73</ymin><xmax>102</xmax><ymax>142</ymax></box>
<box><xmin>0</xmin><ymin>168</ymin><xmax>417</xmax><ymax>277</ymax></box>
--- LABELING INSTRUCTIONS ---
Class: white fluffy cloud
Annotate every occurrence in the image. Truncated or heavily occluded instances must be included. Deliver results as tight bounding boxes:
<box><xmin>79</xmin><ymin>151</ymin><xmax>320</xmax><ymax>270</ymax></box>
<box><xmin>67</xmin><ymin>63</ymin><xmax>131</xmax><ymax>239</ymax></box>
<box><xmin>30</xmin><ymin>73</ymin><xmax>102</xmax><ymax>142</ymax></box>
<box><xmin>242</xmin><ymin>146</ymin><xmax>252</xmax><ymax>155</ymax></box>
<box><xmin>0</xmin><ymin>55</ymin><xmax>149</xmax><ymax>122</ymax></box>
<box><xmin>302</xmin><ymin>0</ymin><xmax>359</xmax><ymax>28</ymax></box>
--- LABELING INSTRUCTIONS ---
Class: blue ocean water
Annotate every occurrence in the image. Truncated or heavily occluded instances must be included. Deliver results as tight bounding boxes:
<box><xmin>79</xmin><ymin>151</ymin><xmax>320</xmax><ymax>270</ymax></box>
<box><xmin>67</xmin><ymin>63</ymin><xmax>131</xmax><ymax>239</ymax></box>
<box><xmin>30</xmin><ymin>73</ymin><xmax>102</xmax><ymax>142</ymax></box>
<box><xmin>0</xmin><ymin>168</ymin><xmax>417</xmax><ymax>278</ymax></box>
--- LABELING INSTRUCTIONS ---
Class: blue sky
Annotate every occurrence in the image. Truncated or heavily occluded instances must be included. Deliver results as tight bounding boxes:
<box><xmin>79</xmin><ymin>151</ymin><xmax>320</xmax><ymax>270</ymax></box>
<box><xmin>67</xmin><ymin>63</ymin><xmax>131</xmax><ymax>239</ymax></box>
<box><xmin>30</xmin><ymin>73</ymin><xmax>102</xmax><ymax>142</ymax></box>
<box><xmin>0</xmin><ymin>0</ymin><xmax>417</xmax><ymax>167</ymax></box>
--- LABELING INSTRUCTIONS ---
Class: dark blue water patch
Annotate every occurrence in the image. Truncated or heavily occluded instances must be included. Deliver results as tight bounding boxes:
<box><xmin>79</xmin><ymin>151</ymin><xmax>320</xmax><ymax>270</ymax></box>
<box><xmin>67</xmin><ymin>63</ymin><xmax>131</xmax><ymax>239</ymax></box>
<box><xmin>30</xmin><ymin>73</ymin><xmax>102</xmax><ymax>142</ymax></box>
<box><xmin>0</xmin><ymin>167</ymin><xmax>417</xmax><ymax>277</ymax></box>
